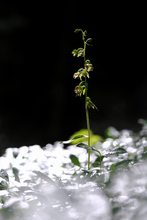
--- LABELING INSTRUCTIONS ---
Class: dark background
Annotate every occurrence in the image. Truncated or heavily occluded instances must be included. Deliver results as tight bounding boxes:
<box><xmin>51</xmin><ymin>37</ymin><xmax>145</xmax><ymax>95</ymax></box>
<box><xmin>0</xmin><ymin>2</ymin><xmax>146</xmax><ymax>152</ymax></box>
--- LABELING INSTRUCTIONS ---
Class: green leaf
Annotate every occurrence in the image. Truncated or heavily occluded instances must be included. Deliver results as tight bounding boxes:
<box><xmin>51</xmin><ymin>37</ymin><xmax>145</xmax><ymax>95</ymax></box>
<box><xmin>0</xmin><ymin>180</ymin><xmax>9</xmax><ymax>190</ymax></box>
<box><xmin>92</xmin><ymin>155</ymin><xmax>104</xmax><ymax>167</ymax></box>
<box><xmin>70</xmin><ymin>154</ymin><xmax>81</xmax><ymax>167</ymax></box>
<box><xmin>114</xmin><ymin>147</ymin><xmax>127</xmax><ymax>155</ymax></box>
<box><xmin>77</xmin><ymin>143</ymin><xmax>102</xmax><ymax>156</ymax></box>
<box><xmin>110</xmin><ymin>159</ymin><xmax>132</xmax><ymax>172</ymax></box>
<box><xmin>77</xmin><ymin>143</ymin><xmax>88</xmax><ymax>149</ymax></box>
<box><xmin>0</xmin><ymin>169</ymin><xmax>9</xmax><ymax>182</ymax></box>
<box><xmin>12</xmin><ymin>167</ymin><xmax>20</xmax><ymax>182</ymax></box>
<box><xmin>68</xmin><ymin>129</ymin><xmax>102</xmax><ymax>145</ymax></box>
<box><xmin>90</xmin><ymin>134</ymin><xmax>102</xmax><ymax>145</ymax></box>
<box><xmin>62</xmin><ymin>134</ymin><xmax>88</xmax><ymax>144</ymax></box>
<box><xmin>72</xmin><ymin>134</ymin><xmax>88</xmax><ymax>139</ymax></box>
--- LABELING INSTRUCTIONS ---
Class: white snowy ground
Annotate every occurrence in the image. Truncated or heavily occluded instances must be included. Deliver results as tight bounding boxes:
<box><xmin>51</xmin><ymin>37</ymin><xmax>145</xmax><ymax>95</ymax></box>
<box><xmin>0</xmin><ymin>142</ymin><xmax>111</xmax><ymax>220</ymax></box>
<box><xmin>0</xmin><ymin>128</ymin><xmax>147</xmax><ymax>220</ymax></box>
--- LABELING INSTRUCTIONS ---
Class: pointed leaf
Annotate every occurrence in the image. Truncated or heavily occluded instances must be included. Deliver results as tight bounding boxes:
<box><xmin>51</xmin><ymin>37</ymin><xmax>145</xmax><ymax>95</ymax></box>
<box><xmin>92</xmin><ymin>156</ymin><xmax>104</xmax><ymax>167</ymax></box>
<box><xmin>62</xmin><ymin>134</ymin><xmax>88</xmax><ymax>144</ymax></box>
<box><xmin>70</xmin><ymin>154</ymin><xmax>81</xmax><ymax>167</ymax></box>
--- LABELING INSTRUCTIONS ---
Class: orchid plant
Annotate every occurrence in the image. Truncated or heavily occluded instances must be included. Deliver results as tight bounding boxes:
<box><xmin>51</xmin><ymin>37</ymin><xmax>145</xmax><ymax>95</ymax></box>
<box><xmin>72</xmin><ymin>28</ymin><xmax>97</xmax><ymax>170</ymax></box>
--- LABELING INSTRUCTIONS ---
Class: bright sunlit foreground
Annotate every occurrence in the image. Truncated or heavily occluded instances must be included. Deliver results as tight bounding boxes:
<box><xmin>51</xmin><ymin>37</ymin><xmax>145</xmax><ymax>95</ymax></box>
<box><xmin>1</xmin><ymin>122</ymin><xmax>147</xmax><ymax>219</ymax></box>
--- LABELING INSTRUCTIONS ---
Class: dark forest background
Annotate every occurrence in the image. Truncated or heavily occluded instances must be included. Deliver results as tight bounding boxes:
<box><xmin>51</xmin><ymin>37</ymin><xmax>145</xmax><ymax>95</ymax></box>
<box><xmin>0</xmin><ymin>2</ymin><xmax>146</xmax><ymax>152</ymax></box>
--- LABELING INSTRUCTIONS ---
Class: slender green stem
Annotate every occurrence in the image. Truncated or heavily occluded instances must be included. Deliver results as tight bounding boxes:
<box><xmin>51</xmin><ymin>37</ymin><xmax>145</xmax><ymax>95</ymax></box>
<box><xmin>83</xmin><ymin>41</ymin><xmax>91</xmax><ymax>170</ymax></box>
<box><xmin>85</xmin><ymin>98</ymin><xmax>91</xmax><ymax>170</ymax></box>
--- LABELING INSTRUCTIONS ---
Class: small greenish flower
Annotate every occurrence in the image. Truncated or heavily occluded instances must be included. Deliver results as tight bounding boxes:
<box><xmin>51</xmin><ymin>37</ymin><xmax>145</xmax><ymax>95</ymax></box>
<box><xmin>85</xmin><ymin>60</ymin><xmax>94</xmax><ymax>72</ymax></box>
<box><xmin>73</xmin><ymin>68</ymin><xmax>89</xmax><ymax>80</ymax></box>
<box><xmin>86</xmin><ymin>97</ymin><xmax>97</xmax><ymax>110</ymax></box>
<box><xmin>72</xmin><ymin>48</ymin><xmax>84</xmax><ymax>57</ymax></box>
<box><xmin>74</xmin><ymin>85</ymin><xmax>82</xmax><ymax>96</ymax></box>
<box><xmin>74</xmin><ymin>84</ymin><xmax>86</xmax><ymax>96</ymax></box>
<box><xmin>73</xmin><ymin>71</ymin><xmax>80</xmax><ymax>79</ymax></box>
